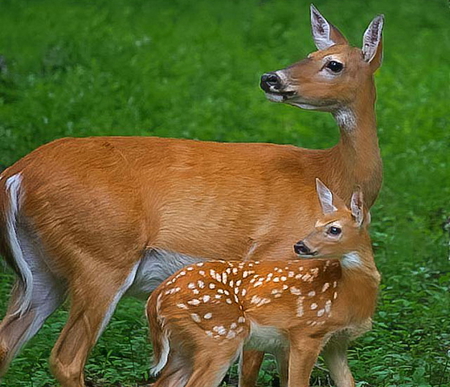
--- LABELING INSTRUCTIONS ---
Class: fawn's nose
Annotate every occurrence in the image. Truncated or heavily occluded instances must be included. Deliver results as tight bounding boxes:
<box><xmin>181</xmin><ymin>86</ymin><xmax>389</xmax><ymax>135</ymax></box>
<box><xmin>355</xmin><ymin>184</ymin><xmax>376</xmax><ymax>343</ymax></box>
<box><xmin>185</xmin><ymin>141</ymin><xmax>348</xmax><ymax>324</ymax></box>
<box><xmin>294</xmin><ymin>241</ymin><xmax>311</xmax><ymax>256</ymax></box>
<box><xmin>260</xmin><ymin>72</ymin><xmax>281</xmax><ymax>92</ymax></box>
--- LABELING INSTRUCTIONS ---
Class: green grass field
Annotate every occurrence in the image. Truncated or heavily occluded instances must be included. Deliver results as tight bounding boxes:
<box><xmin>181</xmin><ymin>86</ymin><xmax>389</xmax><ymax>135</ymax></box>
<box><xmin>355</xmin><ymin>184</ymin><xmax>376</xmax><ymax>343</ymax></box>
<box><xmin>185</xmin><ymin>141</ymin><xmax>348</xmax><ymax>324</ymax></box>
<box><xmin>0</xmin><ymin>0</ymin><xmax>449</xmax><ymax>386</ymax></box>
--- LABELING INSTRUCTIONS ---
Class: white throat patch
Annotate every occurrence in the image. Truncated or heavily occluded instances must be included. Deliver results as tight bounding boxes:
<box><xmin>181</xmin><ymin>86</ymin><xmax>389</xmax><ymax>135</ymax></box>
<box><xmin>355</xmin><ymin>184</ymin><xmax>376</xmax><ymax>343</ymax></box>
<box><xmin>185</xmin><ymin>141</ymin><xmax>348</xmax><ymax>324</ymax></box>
<box><xmin>341</xmin><ymin>251</ymin><xmax>362</xmax><ymax>268</ymax></box>
<box><xmin>334</xmin><ymin>108</ymin><xmax>357</xmax><ymax>131</ymax></box>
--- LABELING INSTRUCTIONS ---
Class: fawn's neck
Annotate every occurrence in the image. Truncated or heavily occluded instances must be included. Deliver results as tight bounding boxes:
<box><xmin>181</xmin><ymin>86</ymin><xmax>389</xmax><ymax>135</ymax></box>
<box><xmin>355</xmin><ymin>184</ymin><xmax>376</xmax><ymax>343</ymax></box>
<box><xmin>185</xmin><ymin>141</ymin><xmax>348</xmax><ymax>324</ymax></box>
<box><xmin>338</xmin><ymin>246</ymin><xmax>380</xmax><ymax>322</ymax></box>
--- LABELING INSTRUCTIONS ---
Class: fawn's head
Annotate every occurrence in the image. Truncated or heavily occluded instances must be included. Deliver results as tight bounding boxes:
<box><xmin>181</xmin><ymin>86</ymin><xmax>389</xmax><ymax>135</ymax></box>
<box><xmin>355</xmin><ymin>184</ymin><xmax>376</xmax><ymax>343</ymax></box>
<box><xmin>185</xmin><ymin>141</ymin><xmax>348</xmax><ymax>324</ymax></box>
<box><xmin>260</xmin><ymin>4</ymin><xmax>384</xmax><ymax>112</ymax></box>
<box><xmin>294</xmin><ymin>179</ymin><xmax>370</xmax><ymax>259</ymax></box>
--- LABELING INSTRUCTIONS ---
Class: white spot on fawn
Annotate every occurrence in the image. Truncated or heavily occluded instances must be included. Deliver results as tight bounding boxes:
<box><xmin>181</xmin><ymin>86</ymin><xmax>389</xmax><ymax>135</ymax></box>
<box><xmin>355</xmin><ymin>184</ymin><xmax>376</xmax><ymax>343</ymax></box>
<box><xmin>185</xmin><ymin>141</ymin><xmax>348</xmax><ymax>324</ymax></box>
<box><xmin>296</xmin><ymin>297</ymin><xmax>304</xmax><ymax>317</ymax></box>
<box><xmin>325</xmin><ymin>300</ymin><xmax>332</xmax><ymax>314</ymax></box>
<box><xmin>290</xmin><ymin>286</ymin><xmax>302</xmax><ymax>295</ymax></box>
<box><xmin>226</xmin><ymin>330</ymin><xmax>236</xmax><ymax>339</ymax></box>
<box><xmin>213</xmin><ymin>326</ymin><xmax>227</xmax><ymax>335</ymax></box>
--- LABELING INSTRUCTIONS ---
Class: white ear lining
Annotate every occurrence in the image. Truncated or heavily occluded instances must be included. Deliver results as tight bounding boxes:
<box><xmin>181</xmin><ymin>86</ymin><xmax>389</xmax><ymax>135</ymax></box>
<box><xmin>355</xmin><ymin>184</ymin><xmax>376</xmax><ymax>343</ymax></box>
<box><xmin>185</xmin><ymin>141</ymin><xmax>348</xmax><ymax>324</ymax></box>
<box><xmin>350</xmin><ymin>191</ymin><xmax>364</xmax><ymax>226</ymax></box>
<box><xmin>310</xmin><ymin>4</ymin><xmax>336</xmax><ymax>50</ymax></box>
<box><xmin>362</xmin><ymin>15</ymin><xmax>384</xmax><ymax>63</ymax></box>
<box><xmin>316</xmin><ymin>178</ymin><xmax>337</xmax><ymax>214</ymax></box>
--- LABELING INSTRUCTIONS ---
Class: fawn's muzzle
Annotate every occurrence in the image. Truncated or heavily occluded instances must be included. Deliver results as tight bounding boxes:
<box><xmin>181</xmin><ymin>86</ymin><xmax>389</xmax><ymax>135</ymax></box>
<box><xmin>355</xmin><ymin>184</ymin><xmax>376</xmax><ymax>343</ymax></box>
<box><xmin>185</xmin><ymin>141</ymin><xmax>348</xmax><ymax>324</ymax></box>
<box><xmin>294</xmin><ymin>241</ymin><xmax>313</xmax><ymax>256</ymax></box>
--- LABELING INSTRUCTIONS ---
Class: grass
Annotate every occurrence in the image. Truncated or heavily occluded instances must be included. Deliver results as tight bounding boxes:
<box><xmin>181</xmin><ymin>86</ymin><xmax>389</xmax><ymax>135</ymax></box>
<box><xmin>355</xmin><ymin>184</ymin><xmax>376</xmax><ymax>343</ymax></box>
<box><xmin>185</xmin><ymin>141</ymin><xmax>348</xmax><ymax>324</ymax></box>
<box><xmin>0</xmin><ymin>0</ymin><xmax>449</xmax><ymax>386</ymax></box>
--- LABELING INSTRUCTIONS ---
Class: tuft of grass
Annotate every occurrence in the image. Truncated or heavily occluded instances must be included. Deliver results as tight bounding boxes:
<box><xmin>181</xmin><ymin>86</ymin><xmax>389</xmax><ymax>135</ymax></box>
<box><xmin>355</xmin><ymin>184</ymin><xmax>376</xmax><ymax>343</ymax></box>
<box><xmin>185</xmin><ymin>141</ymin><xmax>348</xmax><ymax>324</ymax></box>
<box><xmin>0</xmin><ymin>0</ymin><xmax>449</xmax><ymax>386</ymax></box>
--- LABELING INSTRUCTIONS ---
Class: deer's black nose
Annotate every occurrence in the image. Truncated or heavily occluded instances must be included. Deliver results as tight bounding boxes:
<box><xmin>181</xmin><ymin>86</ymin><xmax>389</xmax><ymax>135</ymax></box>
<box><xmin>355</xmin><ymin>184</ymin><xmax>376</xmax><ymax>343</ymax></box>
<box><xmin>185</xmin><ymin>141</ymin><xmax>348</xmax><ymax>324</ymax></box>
<box><xmin>294</xmin><ymin>241</ymin><xmax>311</xmax><ymax>256</ymax></box>
<box><xmin>260</xmin><ymin>72</ymin><xmax>281</xmax><ymax>92</ymax></box>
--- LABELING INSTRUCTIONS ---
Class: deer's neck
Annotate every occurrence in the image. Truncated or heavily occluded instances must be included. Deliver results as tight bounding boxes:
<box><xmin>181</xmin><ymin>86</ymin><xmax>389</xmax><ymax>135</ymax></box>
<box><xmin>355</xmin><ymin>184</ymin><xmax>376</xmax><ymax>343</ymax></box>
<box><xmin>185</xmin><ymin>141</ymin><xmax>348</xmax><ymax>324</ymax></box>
<box><xmin>330</xmin><ymin>83</ymin><xmax>382</xmax><ymax>207</ymax></box>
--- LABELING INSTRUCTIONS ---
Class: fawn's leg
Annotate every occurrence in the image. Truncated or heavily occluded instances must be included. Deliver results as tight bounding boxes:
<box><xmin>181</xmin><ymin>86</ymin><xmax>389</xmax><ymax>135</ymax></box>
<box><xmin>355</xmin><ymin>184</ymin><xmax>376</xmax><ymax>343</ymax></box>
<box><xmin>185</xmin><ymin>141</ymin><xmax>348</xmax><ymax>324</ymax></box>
<box><xmin>185</xmin><ymin>343</ymin><xmax>242</xmax><ymax>387</ymax></box>
<box><xmin>238</xmin><ymin>350</ymin><xmax>265</xmax><ymax>387</ymax></box>
<box><xmin>275</xmin><ymin>348</ymin><xmax>289</xmax><ymax>387</ymax></box>
<box><xmin>287</xmin><ymin>332</ymin><xmax>323</xmax><ymax>387</ymax></box>
<box><xmin>322</xmin><ymin>337</ymin><xmax>355</xmax><ymax>387</ymax></box>
<box><xmin>152</xmin><ymin>351</ymin><xmax>190</xmax><ymax>387</ymax></box>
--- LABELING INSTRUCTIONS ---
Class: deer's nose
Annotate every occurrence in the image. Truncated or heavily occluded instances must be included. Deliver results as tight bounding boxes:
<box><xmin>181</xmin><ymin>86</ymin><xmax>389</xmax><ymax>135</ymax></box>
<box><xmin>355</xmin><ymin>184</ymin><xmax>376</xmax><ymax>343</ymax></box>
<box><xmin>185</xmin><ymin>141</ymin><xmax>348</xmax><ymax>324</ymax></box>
<box><xmin>260</xmin><ymin>72</ymin><xmax>281</xmax><ymax>92</ymax></box>
<box><xmin>294</xmin><ymin>241</ymin><xmax>311</xmax><ymax>256</ymax></box>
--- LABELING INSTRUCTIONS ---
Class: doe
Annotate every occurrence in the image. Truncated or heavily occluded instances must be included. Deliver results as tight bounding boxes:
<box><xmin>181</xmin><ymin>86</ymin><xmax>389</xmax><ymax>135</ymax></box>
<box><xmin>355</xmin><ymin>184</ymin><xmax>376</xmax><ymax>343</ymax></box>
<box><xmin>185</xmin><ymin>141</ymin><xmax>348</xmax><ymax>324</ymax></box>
<box><xmin>147</xmin><ymin>179</ymin><xmax>380</xmax><ymax>387</ymax></box>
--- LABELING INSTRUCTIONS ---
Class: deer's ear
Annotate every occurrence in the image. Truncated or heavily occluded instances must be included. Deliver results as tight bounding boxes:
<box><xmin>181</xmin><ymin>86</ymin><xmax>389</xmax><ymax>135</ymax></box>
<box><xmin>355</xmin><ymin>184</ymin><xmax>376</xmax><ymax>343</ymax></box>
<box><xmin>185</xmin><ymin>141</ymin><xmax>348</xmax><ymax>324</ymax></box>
<box><xmin>310</xmin><ymin>4</ymin><xmax>348</xmax><ymax>50</ymax></box>
<box><xmin>362</xmin><ymin>15</ymin><xmax>384</xmax><ymax>71</ymax></box>
<box><xmin>350</xmin><ymin>189</ymin><xmax>365</xmax><ymax>227</ymax></box>
<box><xmin>316</xmin><ymin>178</ymin><xmax>337</xmax><ymax>214</ymax></box>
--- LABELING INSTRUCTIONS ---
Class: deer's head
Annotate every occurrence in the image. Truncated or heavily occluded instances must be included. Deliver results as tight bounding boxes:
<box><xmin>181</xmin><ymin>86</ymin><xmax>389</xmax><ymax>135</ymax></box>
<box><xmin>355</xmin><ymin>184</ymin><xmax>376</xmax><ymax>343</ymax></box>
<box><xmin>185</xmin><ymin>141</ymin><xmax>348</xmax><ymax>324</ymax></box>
<box><xmin>260</xmin><ymin>5</ymin><xmax>384</xmax><ymax>112</ymax></box>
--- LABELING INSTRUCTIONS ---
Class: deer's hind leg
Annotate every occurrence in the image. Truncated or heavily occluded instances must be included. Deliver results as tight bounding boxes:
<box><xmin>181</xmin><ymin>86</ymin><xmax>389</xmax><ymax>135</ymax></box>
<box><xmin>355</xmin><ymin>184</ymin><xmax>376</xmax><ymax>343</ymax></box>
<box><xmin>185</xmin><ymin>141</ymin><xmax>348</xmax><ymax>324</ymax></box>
<box><xmin>0</xmin><ymin>225</ymin><xmax>65</xmax><ymax>378</ymax></box>
<box><xmin>0</xmin><ymin>272</ymin><xmax>64</xmax><ymax>376</ymax></box>
<box><xmin>49</xmin><ymin>255</ymin><xmax>141</xmax><ymax>387</ymax></box>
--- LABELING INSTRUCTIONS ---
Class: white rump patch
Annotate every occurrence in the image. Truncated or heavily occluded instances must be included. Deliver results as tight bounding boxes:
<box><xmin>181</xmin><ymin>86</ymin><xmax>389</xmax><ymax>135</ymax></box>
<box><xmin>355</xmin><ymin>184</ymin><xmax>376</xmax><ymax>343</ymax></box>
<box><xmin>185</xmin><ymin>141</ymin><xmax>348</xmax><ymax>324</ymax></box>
<box><xmin>5</xmin><ymin>173</ymin><xmax>34</xmax><ymax>316</ymax></box>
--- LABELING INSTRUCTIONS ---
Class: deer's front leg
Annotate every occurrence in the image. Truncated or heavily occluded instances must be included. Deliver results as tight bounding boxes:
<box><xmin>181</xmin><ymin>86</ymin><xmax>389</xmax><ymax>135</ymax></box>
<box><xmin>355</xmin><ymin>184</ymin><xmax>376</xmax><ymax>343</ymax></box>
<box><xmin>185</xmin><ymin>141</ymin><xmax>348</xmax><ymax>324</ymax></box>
<box><xmin>287</xmin><ymin>332</ymin><xmax>323</xmax><ymax>387</ymax></box>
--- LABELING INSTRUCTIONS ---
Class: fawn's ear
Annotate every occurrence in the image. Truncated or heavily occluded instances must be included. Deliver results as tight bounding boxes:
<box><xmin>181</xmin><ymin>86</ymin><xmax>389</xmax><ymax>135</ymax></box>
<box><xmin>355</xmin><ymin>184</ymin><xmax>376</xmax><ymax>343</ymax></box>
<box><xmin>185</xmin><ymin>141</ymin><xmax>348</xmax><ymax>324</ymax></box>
<box><xmin>310</xmin><ymin>4</ymin><xmax>348</xmax><ymax>50</ymax></box>
<box><xmin>362</xmin><ymin>14</ymin><xmax>384</xmax><ymax>72</ymax></box>
<box><xmin>316</xmin><ymin>178</ymin><xmax>337</xmax><ymax>214</ymax></box>
<box><xmin>350</xmin><ymin>188</ymin><xmax>366</xmax><ymax>227</ymax></box>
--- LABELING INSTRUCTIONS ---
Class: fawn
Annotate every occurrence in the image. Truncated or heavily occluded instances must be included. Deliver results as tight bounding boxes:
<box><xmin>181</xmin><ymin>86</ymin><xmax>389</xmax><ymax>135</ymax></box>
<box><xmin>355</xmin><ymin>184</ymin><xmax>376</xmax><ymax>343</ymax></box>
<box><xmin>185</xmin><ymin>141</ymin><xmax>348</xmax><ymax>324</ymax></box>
<box><xmin>147</xmin><ymin>179</ymin><xmax>380</xmax><ymax>387</ymax></box>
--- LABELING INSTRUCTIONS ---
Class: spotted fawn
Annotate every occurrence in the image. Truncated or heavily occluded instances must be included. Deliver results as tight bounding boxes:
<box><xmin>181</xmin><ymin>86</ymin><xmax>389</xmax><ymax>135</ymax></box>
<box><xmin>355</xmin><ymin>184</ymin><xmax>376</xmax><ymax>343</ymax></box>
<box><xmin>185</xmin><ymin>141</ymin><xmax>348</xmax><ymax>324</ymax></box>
<box><xmin>147</xmin><ymin>180</ymin><xmax>380</xmax><ymax>387</ymax></box>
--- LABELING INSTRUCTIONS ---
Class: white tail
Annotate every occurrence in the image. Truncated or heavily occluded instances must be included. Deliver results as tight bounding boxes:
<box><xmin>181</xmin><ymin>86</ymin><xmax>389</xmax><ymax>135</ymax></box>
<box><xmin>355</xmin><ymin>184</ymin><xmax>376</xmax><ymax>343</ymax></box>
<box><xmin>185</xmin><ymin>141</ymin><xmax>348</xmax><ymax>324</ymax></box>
<box><xmin>147</xmin><ymin>181</ymin><xmax>380</xmax><ymax>387</ymax></box>
<box><xmin>0</xmin><ymin>4</ymin><xmax>384</xmax><ymax>386</ymax></box>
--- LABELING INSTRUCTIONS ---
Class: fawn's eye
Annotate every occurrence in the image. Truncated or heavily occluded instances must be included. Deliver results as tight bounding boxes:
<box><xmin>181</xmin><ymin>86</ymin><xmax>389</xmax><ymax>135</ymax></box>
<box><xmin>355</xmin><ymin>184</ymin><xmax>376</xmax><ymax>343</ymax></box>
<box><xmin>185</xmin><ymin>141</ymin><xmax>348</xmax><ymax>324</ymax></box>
<box><xmin>326</xmin><ymin>60</ymin><xmax>343</xmax><ymax>73</ymax></box>
<box><xmin>328</xmin><ymin>226</ymin><xmax>342</xmax><ymax>235</ymax></box>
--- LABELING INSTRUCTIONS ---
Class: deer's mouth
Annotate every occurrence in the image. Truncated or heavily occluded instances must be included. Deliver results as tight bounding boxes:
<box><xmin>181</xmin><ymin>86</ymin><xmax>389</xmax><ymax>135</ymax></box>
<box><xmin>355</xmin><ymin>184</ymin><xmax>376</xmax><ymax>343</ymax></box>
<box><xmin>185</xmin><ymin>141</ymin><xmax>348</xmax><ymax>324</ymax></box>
<box><xmin>264</xmin><ymin>90</ymin><xmax>297</xmax><ymax>103</ymax></box>
<box><xmin>297</xmin><ymin>251</ymin><xmax>318</xmax><ymax>259</ymax></box>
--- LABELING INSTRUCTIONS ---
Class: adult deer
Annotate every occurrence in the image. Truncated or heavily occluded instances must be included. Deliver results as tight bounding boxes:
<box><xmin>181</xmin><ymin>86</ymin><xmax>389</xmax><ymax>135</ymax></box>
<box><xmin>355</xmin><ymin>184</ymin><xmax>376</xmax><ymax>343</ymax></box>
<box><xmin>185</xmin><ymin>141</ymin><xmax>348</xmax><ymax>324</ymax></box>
<box><xmin>0</xmin><ymin>5</ymin><xmax>384</xmax><ymax>387</ymax></box>
<box><xmin>147</xmin><ymin>180</ymin><xmax>379</xmax><ymax>387</ymax></box>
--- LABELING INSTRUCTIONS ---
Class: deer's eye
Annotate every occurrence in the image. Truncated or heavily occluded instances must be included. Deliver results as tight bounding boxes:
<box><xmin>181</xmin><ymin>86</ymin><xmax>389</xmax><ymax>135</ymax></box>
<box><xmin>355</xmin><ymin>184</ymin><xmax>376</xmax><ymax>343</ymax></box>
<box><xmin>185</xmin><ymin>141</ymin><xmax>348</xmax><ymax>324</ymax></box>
<box><xmin>326</xmin><ymin>61</ymin><xmax>343</xmax><ymax>73</ymax></box>
<box><xmin>328</xmin><ymin>226</ymin><xmax>342</xmax><ymax>235</ymax></box>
